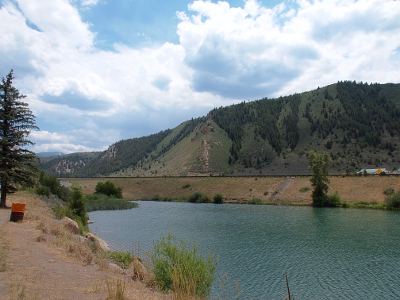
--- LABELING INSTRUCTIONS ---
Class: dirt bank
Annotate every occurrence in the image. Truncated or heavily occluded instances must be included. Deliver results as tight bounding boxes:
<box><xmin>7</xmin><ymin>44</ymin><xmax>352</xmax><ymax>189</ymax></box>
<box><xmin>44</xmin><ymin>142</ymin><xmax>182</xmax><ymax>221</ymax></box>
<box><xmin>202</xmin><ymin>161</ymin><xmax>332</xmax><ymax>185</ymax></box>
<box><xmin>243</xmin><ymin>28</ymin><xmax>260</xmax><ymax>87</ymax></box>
<box><xmin>0</xmin><ymin>192</ymin><xmax>171</xmax><ymax>300</ymax></box>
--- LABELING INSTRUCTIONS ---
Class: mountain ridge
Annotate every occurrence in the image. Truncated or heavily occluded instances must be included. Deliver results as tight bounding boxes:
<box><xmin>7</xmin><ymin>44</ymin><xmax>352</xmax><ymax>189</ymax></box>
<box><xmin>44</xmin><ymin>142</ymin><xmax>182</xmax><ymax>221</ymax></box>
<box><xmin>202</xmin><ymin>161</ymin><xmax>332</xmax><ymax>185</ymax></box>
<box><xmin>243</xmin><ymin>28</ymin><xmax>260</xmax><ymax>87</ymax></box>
<box><xmin>38</xmin><ymin>81</ymin><xmax>400</xmax><ymax>177</ymax></box>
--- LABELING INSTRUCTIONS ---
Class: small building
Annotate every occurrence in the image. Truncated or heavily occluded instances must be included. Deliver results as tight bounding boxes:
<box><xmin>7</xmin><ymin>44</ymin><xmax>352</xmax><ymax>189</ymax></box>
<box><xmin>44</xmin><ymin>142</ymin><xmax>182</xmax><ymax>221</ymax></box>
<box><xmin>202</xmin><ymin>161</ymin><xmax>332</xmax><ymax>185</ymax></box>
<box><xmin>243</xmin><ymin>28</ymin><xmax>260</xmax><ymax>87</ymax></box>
<box><xmin>356</xmin><ymin>168</ymin><xmax>387</xmax><ymax>175</ymax></box>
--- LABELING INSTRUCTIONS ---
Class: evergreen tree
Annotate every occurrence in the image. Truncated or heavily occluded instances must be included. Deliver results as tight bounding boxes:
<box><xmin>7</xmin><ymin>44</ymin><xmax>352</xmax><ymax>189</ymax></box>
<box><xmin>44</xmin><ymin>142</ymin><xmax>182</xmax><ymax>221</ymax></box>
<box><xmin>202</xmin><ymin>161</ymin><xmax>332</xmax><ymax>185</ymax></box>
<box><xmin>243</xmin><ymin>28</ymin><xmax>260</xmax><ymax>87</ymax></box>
<box><xmin>0</xmin><ymin>70</ymin><xmax>39</xmax><ymax>208</ymax></box>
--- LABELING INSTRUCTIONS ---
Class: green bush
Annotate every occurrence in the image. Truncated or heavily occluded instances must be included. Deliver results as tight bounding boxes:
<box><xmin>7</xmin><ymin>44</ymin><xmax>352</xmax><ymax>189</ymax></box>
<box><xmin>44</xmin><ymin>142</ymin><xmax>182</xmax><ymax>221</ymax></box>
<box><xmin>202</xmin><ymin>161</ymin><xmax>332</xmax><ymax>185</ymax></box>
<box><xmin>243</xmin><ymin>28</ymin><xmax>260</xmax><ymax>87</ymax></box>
<box><xmin>213</xmin><ymin>193</ymin><xmax>223</xmax><ymax>204</ymax></box>
<box><xmin>106</xmin><ymin>251</ymin><xmax>134</xmax><ymax>269</ymax></box>
<box><xmin>38</xmin><ymin>171</ymin><xmax>71</xmax><ymax>201</ymax></box>
<box><xmin>95</xmin><ymin>181</ymin><xmax>123</xmax><ymax>198</ymax></box>
<box><xmin>182</xmin><ymin>184</ymin><xmax>191</xmax><ymax>189</ymax></box>
<box><xmin>149</xmin><ymin>233</ymin><xmax>216</xmax><ymax>298</ymax></box>
<box><xmin>299</xmin><ymin>187</ymin><xmax>311</xmax><ymax>193</ymax></box>
<box><xmin>36</xmin><ymin>185</ymin><xmax>51</xmax><ymax>197</ymax></box>
<box><xmin>188</xmin><ymin>192</ymin><xmax>210</xmax><ymax>203</ymax></box>
<box><xmin>384</xmin><ymin>188</ymin><xmax>395</xmax><ymax>196</ymax></box>
<box><xmin>328</xmin><ymin>191</ymin><xmax>342</xmax><ymax>207</ymax></box>
<box><xmin>69</xmin><ymin>186</ymin><xmax>87</xmax><ymax>227</ymax></box>
<box><xmin>385</xmin><ymin>191</ymin><xmax>400</xmax><ymax>209</ymax></box>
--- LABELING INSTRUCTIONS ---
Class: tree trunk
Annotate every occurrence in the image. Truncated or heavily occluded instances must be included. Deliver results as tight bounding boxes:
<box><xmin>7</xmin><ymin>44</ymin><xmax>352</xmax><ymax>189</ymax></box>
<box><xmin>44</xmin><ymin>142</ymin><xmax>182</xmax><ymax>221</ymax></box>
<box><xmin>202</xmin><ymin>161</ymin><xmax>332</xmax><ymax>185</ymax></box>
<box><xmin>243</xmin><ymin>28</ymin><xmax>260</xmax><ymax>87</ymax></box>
<box><xmin>0</xmin><ymin>181</ymin><xmax>7</xmax><ymax>208</ymax></box>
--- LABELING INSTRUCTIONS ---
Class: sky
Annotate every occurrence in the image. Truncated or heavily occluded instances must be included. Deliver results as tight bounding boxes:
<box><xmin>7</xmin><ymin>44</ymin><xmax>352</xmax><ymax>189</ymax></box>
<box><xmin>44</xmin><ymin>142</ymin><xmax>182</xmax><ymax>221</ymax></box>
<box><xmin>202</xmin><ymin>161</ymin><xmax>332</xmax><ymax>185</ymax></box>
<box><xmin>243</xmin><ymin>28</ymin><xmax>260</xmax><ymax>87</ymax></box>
<box><xmin>0</xmin><ymin>0</ymin><xmax>399</xmax><ymax>154</ymax></box>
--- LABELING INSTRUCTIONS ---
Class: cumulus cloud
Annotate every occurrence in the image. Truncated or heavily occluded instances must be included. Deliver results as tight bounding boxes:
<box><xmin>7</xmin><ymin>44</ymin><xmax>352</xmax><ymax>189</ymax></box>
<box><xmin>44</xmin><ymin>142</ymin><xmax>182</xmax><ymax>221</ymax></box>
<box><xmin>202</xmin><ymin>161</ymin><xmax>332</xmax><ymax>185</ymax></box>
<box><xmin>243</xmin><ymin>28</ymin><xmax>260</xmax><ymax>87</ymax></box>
<box><xmin>1</xmin><ymin>0</ymin><xmax>399</xmax><ymax>153</ymax></box>
<box><xmin>177</xmin><ymin>0</ymin><xmax>400</xmax><ymax>98</ymax></box>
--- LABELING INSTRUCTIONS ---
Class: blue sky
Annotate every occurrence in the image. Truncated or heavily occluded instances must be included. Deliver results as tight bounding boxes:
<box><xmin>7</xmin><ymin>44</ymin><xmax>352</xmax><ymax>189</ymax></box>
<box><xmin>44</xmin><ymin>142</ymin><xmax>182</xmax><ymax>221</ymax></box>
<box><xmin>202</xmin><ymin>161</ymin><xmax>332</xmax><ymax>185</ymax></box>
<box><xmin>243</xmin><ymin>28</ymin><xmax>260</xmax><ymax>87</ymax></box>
<box><xmin>0</xmin><ymin>0</ymin><xmax>399</xmax><ymax>154</ymax></box>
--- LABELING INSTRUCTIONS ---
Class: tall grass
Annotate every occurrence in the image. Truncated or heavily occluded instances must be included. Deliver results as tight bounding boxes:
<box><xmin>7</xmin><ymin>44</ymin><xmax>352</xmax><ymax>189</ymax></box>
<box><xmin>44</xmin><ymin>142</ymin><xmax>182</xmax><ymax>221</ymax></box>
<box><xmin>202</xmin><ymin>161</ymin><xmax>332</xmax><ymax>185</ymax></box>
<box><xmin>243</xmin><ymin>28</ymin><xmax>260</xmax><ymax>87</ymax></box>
<box><xmin>149</xmin><ymin>233</ymin><xmax>217</xmax><ymax>298</ymax></box>
<box><xmin>86</xmin><ymin>194</ymin><xmax>138</xmax><ymax>212</ymax></box>
<box><xmin>106</xmin><ymin>278</ymin><xmax>126</xmax><ymax>300</ymax></box>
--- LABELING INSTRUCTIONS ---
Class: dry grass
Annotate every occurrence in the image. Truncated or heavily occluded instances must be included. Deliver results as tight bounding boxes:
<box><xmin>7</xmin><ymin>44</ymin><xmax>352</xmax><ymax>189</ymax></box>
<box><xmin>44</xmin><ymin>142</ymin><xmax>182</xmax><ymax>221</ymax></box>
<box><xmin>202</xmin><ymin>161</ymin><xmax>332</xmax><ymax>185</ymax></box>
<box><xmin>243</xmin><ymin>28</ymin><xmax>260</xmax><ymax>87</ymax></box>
<box><xmin>106</xmin><ymin>278</ymin><xmax>126</xmax><ymax>300</ymax></box>
<box><xmin>0</xmin><ymin>191</ymin><xmax>174</xmax><ymax>300</ymax></box>
<box><xmin>0</xmin><ymin>227</ymin><xmax>9</xmax><ymax>272</ymax></box>
<box><xmin>67</xmin><ymin>176</ymin><xmax>400</xmax><ymax>205</ymax></box>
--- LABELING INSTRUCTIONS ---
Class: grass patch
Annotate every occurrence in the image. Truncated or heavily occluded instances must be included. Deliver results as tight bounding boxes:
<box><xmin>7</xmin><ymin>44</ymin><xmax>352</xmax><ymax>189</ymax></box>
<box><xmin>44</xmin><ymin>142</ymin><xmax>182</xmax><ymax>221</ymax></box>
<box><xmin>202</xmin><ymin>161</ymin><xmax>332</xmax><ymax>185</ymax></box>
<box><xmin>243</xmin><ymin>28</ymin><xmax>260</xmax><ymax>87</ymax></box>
<box><xmin>105</xmin><ymin>250</ymin><xmax>134</xmax><ymax>269</ymax></box>
<box><xmin>149</xmin><ymin>233</ymin><xmax>217</xmax><ymax>298</ymax></box>
<box><xmin>248</xmin><ymin>198</ymin><xmax>262</xmax><ymax>205</ymax></box>
<box><xmin>182</xmin><ymin>184</ymin><xmax>191</xmax><ymax>189</ymax></box>
<box><xmin>86</xmin><ymin>194</ymin><xmax>138</xmax><ymax>212</ymax></box>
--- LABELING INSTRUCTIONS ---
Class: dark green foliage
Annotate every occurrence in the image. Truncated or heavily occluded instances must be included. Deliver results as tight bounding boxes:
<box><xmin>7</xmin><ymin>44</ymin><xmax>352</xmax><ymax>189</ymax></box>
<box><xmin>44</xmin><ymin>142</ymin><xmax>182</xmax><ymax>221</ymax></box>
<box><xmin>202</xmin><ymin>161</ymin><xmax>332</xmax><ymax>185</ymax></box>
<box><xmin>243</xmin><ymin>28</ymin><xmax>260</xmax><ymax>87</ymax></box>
<box><xmin>86</xmin><ymin>193</ymin><xmax>137</xmax><ymax>212</ymax></box>
<box><xmin>182</xmin><ymin>184</ymin><xmax>191</xmax><ymax>189</ymax></box>
<box><xmin>95</xmin><ymin>181</ymin><xmax>123</xmax><ymax>198</ymax></box>
<box><xmin>150</xmin><ymin>233</ymin><xmax>217</xmax><ymax>297</ymax></box>
<box><xmin>38</xmin><ymin>171</ymin><xmax>71</xmax><ymax>201</ymax></box>
<box><xmin>299</xmin><ymin>187</ymin><xmax>311</xmax><ymax>193</ymax></box>
<box><xmin>213</xmin><ymin>193</ymin><xmax>223</xmax><ymax>204</ymax></box>
<box><xmin>328</xmin><ymin>191</ymin><xmax>342</xmax><ymax>207</ymax></box>
<box><xmin>0</xmin><ymin>70</ymin><xmax>40</xmax><ymax>207</ymax></box>
<box><xmin>385</xmin><ymin>191</ymin><xmax>400</xmax><ymax>209</ymax></box>
<box><xmin>188</xmin><ymin>191</ymin><xmax>210</xmax><ymax>203</ymax></box>
<box><xmin>308</xmin><ymin>151</ymin><xmax>332</xmax><ymax>207</ymax></box>
<box><xmin>69</xmin><ymin>186</ymin><xmax>87</xmax><ymax>227</ymax></box>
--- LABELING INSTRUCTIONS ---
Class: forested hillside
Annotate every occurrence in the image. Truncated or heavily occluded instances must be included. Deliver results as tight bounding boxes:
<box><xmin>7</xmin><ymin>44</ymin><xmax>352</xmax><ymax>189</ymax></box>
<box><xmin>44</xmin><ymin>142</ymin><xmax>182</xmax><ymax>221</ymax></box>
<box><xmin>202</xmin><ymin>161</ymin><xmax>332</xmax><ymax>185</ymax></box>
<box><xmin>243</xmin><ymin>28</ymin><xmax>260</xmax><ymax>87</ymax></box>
<box><xmin>39</xmin><ymin>81</ymin><xmax>400</xmax><ymax>177</ymax></box>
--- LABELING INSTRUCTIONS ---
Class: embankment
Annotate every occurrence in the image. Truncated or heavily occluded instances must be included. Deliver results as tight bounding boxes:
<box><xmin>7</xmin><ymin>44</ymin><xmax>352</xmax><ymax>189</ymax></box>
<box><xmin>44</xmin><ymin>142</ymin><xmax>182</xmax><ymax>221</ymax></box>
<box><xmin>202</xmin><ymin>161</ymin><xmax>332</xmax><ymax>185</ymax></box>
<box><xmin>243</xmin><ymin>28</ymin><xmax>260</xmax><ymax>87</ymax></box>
<box><xmin>67</xmin><ymin>176</ymin><xmax>400</xmax><ymax>205</ymax></box>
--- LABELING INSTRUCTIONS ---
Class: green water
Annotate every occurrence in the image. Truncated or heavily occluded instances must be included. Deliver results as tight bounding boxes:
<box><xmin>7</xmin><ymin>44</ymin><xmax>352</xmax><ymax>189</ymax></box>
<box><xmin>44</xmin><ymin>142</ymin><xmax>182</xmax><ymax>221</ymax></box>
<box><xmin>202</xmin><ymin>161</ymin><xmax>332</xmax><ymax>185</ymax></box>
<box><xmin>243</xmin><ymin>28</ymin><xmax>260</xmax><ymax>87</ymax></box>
<box><xmin>89</xmin><ymin>202</ymin><xmax>400</xmax><ymax>299</ymax></box>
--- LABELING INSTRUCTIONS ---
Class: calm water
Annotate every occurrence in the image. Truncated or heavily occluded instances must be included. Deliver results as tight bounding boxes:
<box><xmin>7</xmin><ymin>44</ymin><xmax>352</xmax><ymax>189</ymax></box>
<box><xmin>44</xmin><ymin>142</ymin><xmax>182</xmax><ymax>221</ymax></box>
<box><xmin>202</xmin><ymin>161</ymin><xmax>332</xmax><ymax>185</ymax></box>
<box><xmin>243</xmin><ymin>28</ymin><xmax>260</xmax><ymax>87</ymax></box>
<box><xmin>89</xmin><ymin>202</ymin><xmax>400</xmax><ymax>299</ymax></box>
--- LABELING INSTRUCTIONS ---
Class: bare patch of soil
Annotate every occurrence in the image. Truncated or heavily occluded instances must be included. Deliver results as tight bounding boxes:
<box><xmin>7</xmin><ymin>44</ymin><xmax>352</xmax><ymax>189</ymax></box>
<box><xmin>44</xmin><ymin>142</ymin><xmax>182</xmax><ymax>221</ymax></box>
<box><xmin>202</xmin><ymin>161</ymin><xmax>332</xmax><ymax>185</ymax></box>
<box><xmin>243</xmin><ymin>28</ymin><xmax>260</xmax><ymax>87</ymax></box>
<box><xmin>0</xmin><ymin>192</ymin><xmax>172</xmax><ymax>300</ymax></box>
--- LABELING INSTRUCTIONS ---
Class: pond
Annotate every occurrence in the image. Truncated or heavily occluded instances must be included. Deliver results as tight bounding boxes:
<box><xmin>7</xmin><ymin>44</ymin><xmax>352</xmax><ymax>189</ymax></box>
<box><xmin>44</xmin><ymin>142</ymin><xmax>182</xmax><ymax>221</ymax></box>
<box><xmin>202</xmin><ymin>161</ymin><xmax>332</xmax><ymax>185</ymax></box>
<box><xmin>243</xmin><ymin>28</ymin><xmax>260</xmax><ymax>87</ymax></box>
<box><xmin>89</xmin><ymin>201</ymin><xmax>400</xmax><ymax>299</ymax></box>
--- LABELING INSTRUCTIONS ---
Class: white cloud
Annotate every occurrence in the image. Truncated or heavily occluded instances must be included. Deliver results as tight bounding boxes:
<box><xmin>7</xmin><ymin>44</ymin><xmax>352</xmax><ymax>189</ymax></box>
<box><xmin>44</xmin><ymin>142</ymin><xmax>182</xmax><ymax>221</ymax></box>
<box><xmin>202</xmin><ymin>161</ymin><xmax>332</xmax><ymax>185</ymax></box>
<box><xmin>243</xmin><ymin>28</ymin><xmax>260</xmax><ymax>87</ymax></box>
<box><xmin>1</xmin><ymin>0</ymin><xmax>400</xmax><ymax>153</ymax></box>
<box><xmin>177</xmin><ymin>0</ymin><xmax>400</xmax><ymax>98</ymax></box>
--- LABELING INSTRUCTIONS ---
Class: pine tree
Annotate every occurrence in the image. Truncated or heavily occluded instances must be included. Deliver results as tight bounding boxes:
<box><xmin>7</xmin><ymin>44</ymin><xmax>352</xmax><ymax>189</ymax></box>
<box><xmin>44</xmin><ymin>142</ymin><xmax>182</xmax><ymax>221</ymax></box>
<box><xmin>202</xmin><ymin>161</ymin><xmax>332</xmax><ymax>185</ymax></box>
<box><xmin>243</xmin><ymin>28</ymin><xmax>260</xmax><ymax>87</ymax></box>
<box><xmin>0</xmin><ymin>70</ymin><xmax>39</xmax><ymax>208</ymax></box>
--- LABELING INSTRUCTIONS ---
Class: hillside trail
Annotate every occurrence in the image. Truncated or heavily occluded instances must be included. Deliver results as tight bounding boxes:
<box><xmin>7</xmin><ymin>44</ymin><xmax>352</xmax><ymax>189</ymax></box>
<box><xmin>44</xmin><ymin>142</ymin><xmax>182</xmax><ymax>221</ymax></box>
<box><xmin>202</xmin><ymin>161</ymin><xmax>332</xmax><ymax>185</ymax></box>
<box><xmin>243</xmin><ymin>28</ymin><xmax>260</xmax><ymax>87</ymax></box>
<box><xmin>0</xmin><ymin>193</ymin><xmax>171</xmax><ymax>300</ymax></box>
<box><xmin>270</xmin><ymin>178</ymin><xmax>292</xmax><ymax>200</ymax></box>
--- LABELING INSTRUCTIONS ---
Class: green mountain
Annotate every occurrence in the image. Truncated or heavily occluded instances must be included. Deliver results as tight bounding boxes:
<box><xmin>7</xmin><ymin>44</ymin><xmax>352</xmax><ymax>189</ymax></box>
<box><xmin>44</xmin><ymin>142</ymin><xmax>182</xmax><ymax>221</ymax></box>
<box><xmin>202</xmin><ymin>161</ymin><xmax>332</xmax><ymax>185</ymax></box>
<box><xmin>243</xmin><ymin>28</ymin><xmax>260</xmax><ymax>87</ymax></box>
<box><xmin>39</xmin><ymin>81</ymin><xmax>400</xmax><ymax>177</ymax></box>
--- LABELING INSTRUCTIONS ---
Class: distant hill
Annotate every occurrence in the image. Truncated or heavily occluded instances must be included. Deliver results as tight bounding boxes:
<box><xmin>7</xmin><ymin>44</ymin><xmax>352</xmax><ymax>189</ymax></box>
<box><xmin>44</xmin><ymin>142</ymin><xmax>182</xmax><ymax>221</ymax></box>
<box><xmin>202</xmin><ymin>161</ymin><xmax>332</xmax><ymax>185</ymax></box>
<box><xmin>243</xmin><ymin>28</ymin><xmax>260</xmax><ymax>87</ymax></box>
<box><xmin>39</xmin><ymin>81</ymin><xmax>400</xmax><ymax>177</ymax></box>
<box><xmin>36</xmin><ymin>152</ymin><xmax>65</xmax><ymax>158</ymax></box>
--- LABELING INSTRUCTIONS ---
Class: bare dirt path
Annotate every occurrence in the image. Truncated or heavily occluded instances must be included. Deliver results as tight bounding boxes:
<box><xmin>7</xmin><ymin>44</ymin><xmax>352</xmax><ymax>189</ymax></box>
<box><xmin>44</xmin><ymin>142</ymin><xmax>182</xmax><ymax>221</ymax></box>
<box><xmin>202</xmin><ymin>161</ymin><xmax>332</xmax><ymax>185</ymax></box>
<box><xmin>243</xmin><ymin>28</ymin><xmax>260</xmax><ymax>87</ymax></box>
<box><xmin>0</xmin><ymin>192</ymin><xmax>172</xmax><ymax>300</ymax></box>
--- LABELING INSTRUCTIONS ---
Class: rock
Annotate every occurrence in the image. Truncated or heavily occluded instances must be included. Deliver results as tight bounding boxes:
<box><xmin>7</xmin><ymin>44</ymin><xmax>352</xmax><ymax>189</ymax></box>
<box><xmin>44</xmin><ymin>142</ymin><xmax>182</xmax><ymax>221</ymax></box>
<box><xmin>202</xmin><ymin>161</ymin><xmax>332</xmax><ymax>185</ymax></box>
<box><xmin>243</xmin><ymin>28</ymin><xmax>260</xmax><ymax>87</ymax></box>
<box><xmin>127</xmin><ymin>257</ymin><xmax>151</xmax><ymax>281</ymax></box>
<box><xmin>108</xmin><ymin>263</ymin><xmax>124</xmax><ymax>274</ymax></box>
<box><xmin>85</xmin><ymin>232</ymin><xmax>110</xmax><ymax>252</ymax></box>
<box><xmin>61</xmin><ymin>217</ymin><xmax>80</xmax><ymax>234</ymax></box>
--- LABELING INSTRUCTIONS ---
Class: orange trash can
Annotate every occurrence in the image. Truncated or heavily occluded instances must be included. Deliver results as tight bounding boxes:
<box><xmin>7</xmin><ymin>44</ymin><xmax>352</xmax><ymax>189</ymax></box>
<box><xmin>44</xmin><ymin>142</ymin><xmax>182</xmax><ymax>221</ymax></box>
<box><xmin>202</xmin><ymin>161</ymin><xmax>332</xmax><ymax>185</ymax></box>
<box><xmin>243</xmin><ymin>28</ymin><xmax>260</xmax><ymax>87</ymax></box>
<box><xmin>10</xmin><ymin>202</ymin><xmax>26</xmax><ymax>222</ymax></box>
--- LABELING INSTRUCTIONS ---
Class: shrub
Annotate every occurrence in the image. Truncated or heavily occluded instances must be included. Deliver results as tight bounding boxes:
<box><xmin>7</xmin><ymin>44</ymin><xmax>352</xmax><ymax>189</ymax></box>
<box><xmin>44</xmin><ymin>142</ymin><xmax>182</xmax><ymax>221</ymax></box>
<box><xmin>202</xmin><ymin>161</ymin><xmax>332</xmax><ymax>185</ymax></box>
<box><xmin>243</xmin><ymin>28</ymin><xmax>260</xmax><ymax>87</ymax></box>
<box><xmin>36</xmin><ymin>185</ymin><xmax>51</xmax><ymax>197</ymax></box>
<box><xmin>95</xmin><ymin>181</ymin><xmax>123</xmax><ymax>198</ymax></box>
<box><xmin>384</xmin><ymin>188</ymin><xmax>395</xmax><ymax>196</ymax></box>
<box><xmin>106</xmin><ymin>250</ymin><xmax>134</xmax><ymax>269</ymax></box>
<box><xmin>263</xmin><ymin>191</ymin><xmax>269</xmax><ymax>196</ymax></box>
<box><xmin>37</xmin><ymin>171</ymin><xmax>71</xmax><ymax>201</ymax></box>
<box><xmin>385</xmin><ymin>191</ymin><xmax>400</xmax><ymax>209</ymax></box>
<box><xmin>328</xmin><ymin>191</ymin><xmax>342</xmax><ymax>207</ymax></box>
<box><xmin>182</xmin><ymin>184</ymin><xmax>191</xmax><ymax>189</ymax></box>
<box><xmin>188</xmin><ymin>192</ymin><xmax>210</xmax><ymax>203</ymax></box>
<box><xmin>299</xmin><ymin>187</ymin><xmax>311</xmax><ymax>193</ymax></box>
<box><xmin>69</xmin><ymin>186</ymin><xmax>87</xmax><ymax>227</ymax></box>
<box><xmin>213</xmin><ymin>193</ymin><xmax>223</xmax><ymax>204</ymax></box>
<box><xmin>149</xmin><ymin>233</ymin><xmax>216</xmax><ymax>298</ymax></box>
<box><xmin>248</xmin><ymin>198</ymin><xmax>262</xmax><ymax>205</ymax></box>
